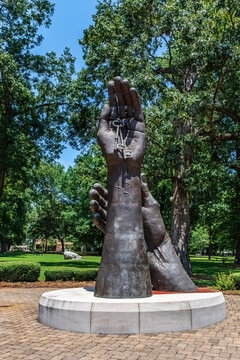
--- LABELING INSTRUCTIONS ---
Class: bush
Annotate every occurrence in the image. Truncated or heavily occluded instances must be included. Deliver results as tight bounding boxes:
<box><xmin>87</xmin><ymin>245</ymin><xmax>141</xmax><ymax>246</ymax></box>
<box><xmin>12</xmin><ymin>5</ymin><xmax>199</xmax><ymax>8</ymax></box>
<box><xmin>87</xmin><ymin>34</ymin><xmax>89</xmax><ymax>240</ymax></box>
<box><xmin>76</xmin><ymin>251</ymin><xmax>100</xmax><ymax>256</ymax></box>
<box><xmin>44</xmin><ymin>268</ymin><xmax>98</xmax><ymax>281</ymax></box>
<box><xmin>216</xmin><ymin>273</ymin><xmax>236</xmax><ymax>290</ymax></box>
<box><xmin>0</xmin><ymin>262</ymin><xmax>40</xmax><ymax>282</ymax></box>
<box><xmin>232</xmin><ymin>274</ymin><xmax>240</xmax><ymax>290</ymax></box>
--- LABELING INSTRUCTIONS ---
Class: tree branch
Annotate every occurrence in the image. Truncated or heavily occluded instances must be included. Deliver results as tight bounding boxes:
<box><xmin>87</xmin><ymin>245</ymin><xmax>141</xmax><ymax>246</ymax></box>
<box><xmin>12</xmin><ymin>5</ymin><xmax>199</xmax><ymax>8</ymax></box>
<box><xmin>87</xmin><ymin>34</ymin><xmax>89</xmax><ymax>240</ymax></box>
<box><xmin>153</xmin><ymin>67</ymin><xmax>178</xmax><ymax>88</ymax></box>
<box><xmin>213</xmin><ymin>106</ymin><xmax>240</xmax><ymax>123</ymax></box>
<box><xmin>200</xmin><ymin>131</ymin><xmax>240</xmax><ymax>142</ymax></box>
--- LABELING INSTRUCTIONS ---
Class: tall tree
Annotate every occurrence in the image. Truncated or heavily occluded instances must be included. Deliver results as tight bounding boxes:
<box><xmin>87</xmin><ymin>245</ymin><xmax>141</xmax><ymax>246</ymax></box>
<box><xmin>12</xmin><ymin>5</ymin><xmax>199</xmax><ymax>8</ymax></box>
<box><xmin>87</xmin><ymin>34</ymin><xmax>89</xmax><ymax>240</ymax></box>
<box><xmin>65</xmin><ymin>145</ymin><xmax>107</xmax><ymax>252</ymax></box>
<box><xmin>76</xmin><ymin>0</ymin><xmax>240</xmax><ymax>272</ymax></box>
<box><xmin>0</xmin><ymin>178</ymin><xmax>28</xmax><ymax>252</ymax></box>
<box><xmin>0</xmin><ymin>0</ymin><xmax>78</xmax><ymax>251</ymax></box>
<box><xmin>28</xmin><ymin>162</ymin><xmax>69</xmax><ymax>252</ymax></box>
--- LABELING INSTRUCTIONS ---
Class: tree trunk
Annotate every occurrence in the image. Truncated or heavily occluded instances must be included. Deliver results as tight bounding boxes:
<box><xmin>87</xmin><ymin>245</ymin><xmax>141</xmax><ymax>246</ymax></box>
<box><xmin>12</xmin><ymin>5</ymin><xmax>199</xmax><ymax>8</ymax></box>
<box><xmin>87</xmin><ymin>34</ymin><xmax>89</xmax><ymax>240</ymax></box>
<box><xmin>44</xmin><ymin>238</ymin><xmax>48</xmax><ymax>253</ymax></box>
<box><xmin>0</xmin><ymin>70</ymin><xmax>12</xmax><ymax>202</ymax></box>
<box><xmin>170</xmin><ymin>121</ymin><xmax>194</xmax><ymax>276</ymax></box>
<box><xmin>170</xmin><ymin>176</ymin><xmax>192</xmax><ymax>275</ymax></box>
<box><xmin>0</xmin><ymin>238</ymin><xmax>7</xmax><ymax>253</ymax></box>
<box><xmin>235</xmin><ymin>240</ymin><xmax>240</xmax><ymax>264</ymax></box>
<box><xmin>60</xmin><ymin>239</ymin><xmax>65</xmax><ymax>253</ymax></box>
<box><xmin>0</xmin><ymin>169</ymin><xmax>6</xmax><ymax>201</ymax></box>
<box><xmin>208</xmin><ymin>225</ymin><xmax>213</xmax><ymax>260</ymax></box>
<box><xmin>235</xmin><ymin>144</ymin><xmax>240</xmax><ymax>263</ymax></box>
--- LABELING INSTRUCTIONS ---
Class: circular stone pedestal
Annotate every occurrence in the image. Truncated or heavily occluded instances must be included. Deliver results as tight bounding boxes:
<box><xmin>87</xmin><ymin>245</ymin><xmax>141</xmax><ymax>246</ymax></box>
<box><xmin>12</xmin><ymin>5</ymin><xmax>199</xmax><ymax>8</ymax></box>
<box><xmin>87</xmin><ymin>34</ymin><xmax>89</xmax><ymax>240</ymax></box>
<box><xmin>38</xmin><ymin>288</ymin><xmax>226</xmax><ymax>334</ymax></box>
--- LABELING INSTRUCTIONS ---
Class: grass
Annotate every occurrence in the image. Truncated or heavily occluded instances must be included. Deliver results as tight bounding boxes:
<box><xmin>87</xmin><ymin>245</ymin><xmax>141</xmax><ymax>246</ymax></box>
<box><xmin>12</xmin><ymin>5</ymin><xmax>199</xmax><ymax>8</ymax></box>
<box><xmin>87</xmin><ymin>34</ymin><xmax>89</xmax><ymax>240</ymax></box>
<box><xmin>0</xmin><ymin>253</ymin><xmax>240</xmax><ymax>287</ymax></box>
<box><xmin>0</xmin><ymin>252</ymin><xmax>101</xmax><ymax>281</ymax></box>
<box><xmin>190</xmin><ymin>255</ymin><xmax>240</xmax><ymax>287</ymax></box>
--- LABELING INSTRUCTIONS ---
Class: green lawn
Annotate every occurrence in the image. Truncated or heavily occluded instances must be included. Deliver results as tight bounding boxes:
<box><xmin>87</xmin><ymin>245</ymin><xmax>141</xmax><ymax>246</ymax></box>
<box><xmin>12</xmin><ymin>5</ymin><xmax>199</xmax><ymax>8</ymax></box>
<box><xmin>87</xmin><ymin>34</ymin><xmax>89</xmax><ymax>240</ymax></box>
<box><xmin>190</xmin><ymin>256</ymin><xmax>240</xmax><ymax>287</ymax></box>
<box><xmin>0</xmin><ymin>253</ymin><xmax>101</xmax><ymax>280</ymax></box>
<box><xmin>0</xmin><ymin>253</ymin><xmax>239</xmax><ymax>286</ymax></box>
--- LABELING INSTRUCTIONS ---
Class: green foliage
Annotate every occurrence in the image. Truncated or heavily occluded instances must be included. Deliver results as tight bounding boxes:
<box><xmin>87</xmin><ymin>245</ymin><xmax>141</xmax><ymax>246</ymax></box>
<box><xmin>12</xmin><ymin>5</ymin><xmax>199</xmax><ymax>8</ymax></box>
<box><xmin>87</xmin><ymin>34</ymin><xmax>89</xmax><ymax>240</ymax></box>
<box><xmin>216</xmin><ymin>272</ymin><xmax>236</xmax><ymax>291</ymax></box>
<box><xmin>190</xmin><ymin>255</ymin><xmax>240</xmax><ymax>287</ymax></box>
<box><xmin>190</xmin><ymin>225</ymin><xmax>210</xmax><ymax>255</ymax></box>
<box><xmin>28</xmin><ymin>162</ymin><xmax>71</xmax><ymax>252</ymax></box>
<box><xmin>64</xmin><ymin>144</ymin><xmax>107</xmax><ymax>251</ymax></box>
<box><xmin>0</xmin><ymin>180</ymin><xmax>29</xmax><ymax>251</ymax></box>
<box><xmin>77</xmin><ymin>0</ymin><xmax>240</xmax><ymax>261</ymax></box>
<box><xmin>44</xmin><ymin>268</ymin><xmax>98</xmax><ymax>282</ymax></box>
<box><xmin>0</xmin><ymin>262</ymin><xmax>40</xmax><ymax>282</ymax></box>
<box><xmin>27</xmin><ymin>146</ymin><xmax>107</xmax><ymax>253</ymax></box>
<box><xmin>0</xmin><ymin>0</ymin><xmax>78</xmax><ymax>252</ymax></box>
<box><xmin>232</xmin><ymin>274</ymin><xmax>240</xmax><ymax>290</ymax></box>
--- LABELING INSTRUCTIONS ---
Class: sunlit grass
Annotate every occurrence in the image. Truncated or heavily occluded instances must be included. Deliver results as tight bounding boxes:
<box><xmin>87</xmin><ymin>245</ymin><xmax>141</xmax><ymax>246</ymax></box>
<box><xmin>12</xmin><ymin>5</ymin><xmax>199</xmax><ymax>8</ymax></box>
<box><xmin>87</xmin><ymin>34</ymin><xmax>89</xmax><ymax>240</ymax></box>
<box><xmin>0</xmin><ymin>253</ymin><xmax>239</xmax><ymax>285</ymax></box>
<box><xmin>0</xmin><ymin>253</ymin><xmax>101</xmax><ymax>280</ymax></box>
<box><xmin>190</xmin><ymin>255</ymin><xmax>240</xmax><ymax>287</ymax></box>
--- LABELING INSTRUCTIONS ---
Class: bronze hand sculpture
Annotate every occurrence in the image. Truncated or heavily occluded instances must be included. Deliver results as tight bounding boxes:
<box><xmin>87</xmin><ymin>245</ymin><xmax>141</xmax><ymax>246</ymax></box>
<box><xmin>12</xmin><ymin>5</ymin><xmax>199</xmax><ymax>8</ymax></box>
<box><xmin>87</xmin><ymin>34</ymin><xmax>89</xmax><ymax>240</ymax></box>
<box><xmin>93</xmin><ymin>77</ymin><xmax>152</xmax><ymax>298</ymax></box>
<box><xmin>90</xmin><ymin>175</ymin><xmax>197</xmax><ymax>292</ymax></box>
<box><xmin>91</xmin><ymin>77</ymin><xmax>197</xmax><ymax>297</ymax></box>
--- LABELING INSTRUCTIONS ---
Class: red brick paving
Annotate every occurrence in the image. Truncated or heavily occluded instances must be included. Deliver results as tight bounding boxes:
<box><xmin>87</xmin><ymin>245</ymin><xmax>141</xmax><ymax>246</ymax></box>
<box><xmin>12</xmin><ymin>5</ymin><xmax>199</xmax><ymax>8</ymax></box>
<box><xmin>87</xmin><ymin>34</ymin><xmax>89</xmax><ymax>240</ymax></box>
<box><xmin>0</xmin><ymin>288</ymin><xmax>239</xmax><ymax>360</ymax></box>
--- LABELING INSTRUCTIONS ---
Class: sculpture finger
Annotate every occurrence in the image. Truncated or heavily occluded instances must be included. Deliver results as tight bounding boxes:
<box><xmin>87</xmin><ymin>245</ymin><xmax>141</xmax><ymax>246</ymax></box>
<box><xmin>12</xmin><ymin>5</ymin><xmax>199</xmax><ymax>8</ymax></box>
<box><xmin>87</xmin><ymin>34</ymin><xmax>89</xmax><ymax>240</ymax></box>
<box><xmin>122</xmin><ymin>79</ymin><xmax>134</xmax><ymax>117</ymax></box>
<box><xmin>90</xmin><ymin>199</ymin><xmax>100</xmax><ymax>214</ymax></box>
<box><xmin>99</xmin><ymin>105</ymin><xmax>110</xmax><ymax>132</ymax></box>
<box><xmin>108</xmin><ymin>81</ymin><xmax>118</xmax><ymax>118</ymax></box>
<box><xmin>89</xmin><ymin>189</ymin><xmax>108</xmax><ymax>210</ymax></box>
<box><xmin>130</xmin><ymin>88</ymin><xmax>144</xmax><ymax>122</ymax></box>
<box><xmin>93</xmin><ymin>183</ymin><xmax>108</xmax><ymax>202</ymax></box>
<box><xmin>141</xmin><ymin>173</ymin><xmax>159</xmax><ymax>208</ymax></box>
<box><xmin>93</xmin><ymin>213</ymin><xmax>106</xmax><ymax>234</ymax></box>
<box><xmin>90</xmin><ymin>200</ymin><xmax>107</xmax><ymax>221</ymax></box>
<box><xmin>114</xmin><ymin>76</ymin><xmax>126</xmax><ymax>118</ymax></box>
<box><xmin>127</xmin><ymin>120</ymin><xmax>145</xmax><ymax>133</ymax></box>
<box><xmin>141</xmin><ymin>173</ymin><xmax>151</xmax><ymax>200</ymax></box>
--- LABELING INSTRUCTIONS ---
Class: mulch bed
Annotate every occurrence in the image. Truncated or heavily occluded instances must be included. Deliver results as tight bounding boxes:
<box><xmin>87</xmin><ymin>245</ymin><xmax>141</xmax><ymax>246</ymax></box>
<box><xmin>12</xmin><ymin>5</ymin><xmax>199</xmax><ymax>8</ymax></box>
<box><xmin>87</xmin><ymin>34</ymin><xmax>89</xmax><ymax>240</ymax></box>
<box><xmin>0</xmin><ymin>281</ymin><xmax>95</xmax><ymax>289</ymax></box>
<box><xmin>152</xmin><ymin>287</ymin><xmax>218</xmax><ymax>294</ymax></box>
<box><xmin>0</xmin><ymin>282</ymin><xmax>239</xmax><ymax>295</ymax></box>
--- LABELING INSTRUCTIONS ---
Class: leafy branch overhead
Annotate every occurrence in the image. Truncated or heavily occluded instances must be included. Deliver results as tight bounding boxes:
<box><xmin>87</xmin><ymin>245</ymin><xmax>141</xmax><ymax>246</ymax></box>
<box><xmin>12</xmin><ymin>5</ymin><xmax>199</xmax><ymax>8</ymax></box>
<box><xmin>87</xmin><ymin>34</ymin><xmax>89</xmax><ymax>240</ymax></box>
<box><xmin>78</xmin><ymin>0</ymin><xmax>240</xmax><ymax>267</ymax></box>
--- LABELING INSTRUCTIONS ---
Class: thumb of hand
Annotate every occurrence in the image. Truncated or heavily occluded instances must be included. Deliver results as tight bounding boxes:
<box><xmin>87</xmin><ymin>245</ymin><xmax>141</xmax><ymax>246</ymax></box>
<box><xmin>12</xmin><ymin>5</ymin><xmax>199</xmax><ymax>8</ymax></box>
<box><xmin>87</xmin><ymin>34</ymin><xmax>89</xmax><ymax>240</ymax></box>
<box><xmin>141</xmin><ymin>173</ymin><xmax>151</xmax><ymax>200</ymax></box>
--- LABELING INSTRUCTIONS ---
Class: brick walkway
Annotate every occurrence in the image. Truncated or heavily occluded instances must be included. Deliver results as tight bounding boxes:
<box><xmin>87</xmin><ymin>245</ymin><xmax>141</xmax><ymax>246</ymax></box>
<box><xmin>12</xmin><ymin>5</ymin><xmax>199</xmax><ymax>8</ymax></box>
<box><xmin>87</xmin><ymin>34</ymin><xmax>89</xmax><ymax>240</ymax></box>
<box><xmin>0</xmin><ymin>288</ymin><xmax>239</xmax><ymax>360</ymax></box>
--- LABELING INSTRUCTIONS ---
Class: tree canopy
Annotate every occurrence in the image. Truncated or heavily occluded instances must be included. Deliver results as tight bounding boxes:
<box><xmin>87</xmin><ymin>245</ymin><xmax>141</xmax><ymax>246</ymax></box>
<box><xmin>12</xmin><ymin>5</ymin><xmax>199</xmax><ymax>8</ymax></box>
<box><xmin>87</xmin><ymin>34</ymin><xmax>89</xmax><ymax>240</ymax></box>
<box><xmin>0</xmin><ymin>0</ymin><xmax>78</xmax><ymax>251</ymax></box>
<box><xmin>75</xmin><ymin>0</ymin><xmax>240</xmax><ymax>268</ymax></box>
<box><xmin>0</xmin><ymin>0</ymin><xmax>239</xmax><ymax>265</ymax></box>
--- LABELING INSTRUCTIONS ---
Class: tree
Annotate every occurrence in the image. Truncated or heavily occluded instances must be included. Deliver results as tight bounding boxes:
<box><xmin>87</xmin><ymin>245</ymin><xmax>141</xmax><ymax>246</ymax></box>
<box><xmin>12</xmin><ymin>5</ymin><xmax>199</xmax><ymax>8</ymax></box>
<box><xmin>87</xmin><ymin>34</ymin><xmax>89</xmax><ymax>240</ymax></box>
<box><xmin>190</xmin><ymin>225</ymin><xmax>210</xmax><ymax>255</ymax></box>
<box><xmin>189</xmin><ymin>140</ymin><xmax>237</xmax><ymax>257</ymax></box>
<box><xmin>27</xmin><ymin>149</ymin><xmax>107</xmax><ymax>254</ymax></box>
<box><xmin>65</xmin><ymin>145</ymin><xmax>107</xmax><ymax>252</ymax></box>
<box><xmin>0</xmin><ymin>179</ymin><xmax>28</xmax><ymax>252</ymax></box>
<box><xmin>76</xmin><ymin>0</ymin><xmax>240</xmax><ymax>272</ymax></box>
<box><xmin>0</xmin><ymin>0</ymin><xmax>79</xmax><ymax>251</ymax></box>
<box><xmin>28</xmin><ymin>162</ymin><xmax>70</xmax><ymax>253</ymax></box>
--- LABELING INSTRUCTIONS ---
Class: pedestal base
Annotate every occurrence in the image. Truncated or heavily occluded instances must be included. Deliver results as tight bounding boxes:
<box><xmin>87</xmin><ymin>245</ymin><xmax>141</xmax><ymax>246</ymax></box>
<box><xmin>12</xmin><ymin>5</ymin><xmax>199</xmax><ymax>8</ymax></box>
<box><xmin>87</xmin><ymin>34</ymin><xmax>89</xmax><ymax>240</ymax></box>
<box><xmin>38</xmin><ymin>288</ymin><xmax>226</xmax><ymax>334</ymax></box>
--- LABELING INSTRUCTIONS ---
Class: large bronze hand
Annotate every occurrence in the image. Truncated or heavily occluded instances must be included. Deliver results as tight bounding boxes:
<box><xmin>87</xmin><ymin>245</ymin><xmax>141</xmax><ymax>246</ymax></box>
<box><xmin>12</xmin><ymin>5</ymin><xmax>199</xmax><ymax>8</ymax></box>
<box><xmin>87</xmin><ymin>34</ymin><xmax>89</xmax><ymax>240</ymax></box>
<box><xmin>89</xmin><ymin>175</ymin><xmax>166</xmax><ymax>244</ymax></box>
<box><xmin>97</xmin><ymin>77</ymin><xmax>146</xmax><ymax>168</ymax></box>
<box><xmin>90</xmin><ymin>178</ymin><xmax>197</xmax><ymax>292</ymax></box>
<box><xmin>94</xmin><ymin>77</ymin><xmax>151</xmax><ymax>298</ymax></box>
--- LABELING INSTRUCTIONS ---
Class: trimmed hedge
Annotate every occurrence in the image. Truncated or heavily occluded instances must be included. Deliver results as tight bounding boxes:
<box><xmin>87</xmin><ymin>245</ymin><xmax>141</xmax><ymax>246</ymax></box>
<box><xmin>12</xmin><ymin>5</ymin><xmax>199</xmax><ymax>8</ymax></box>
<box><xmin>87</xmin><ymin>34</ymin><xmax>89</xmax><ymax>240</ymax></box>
<box><xmin>77</xmin><ymin>251</ymin><xmax>100</xmax><ymax>256</ymax></box>
<box><xmin>44</xmin><ymin>268</ymin><xmax>98</xmax><ymax>282</ymax></box>
<box><xmin>0</xmin><ymin>262</ymin><xmax>40</xmax><ymax>282</ymax></box>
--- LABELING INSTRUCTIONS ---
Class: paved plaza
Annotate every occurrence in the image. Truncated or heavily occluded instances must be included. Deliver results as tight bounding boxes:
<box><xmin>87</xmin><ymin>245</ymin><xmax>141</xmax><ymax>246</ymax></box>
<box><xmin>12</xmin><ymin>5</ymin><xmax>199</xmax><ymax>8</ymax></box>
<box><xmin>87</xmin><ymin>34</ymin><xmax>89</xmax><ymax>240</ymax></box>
<box><xmin>0</xmin><ymin>288</ymin><xmax>239</xmax><ymax>360</ymax></box>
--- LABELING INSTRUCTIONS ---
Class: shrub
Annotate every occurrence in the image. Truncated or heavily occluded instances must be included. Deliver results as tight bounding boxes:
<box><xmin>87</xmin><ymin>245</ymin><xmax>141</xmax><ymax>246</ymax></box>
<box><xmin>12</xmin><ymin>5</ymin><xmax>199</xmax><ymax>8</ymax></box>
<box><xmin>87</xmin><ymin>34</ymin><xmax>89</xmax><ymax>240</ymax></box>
<box><xmin>77</xmin><ymin>251</ymin><xmax>100</xmax><ymax>256</ymax></box>
<box><xmin>216</xmin><ymin>272</ymin><xmax>236</xmax><ymax>291</ymax></box>
<box><xmin>232</xmin><ymin>274</ymin><xmax>240</xmax><ymax>290</ymax></box>
<box><xmin>0</xmin><ymin>262</ymin><xmax>40</xmax><ymax>282</ymax></box>
<box><xmin>44</xmin><ymin>268</ymin><xmax>98</xmax><ymax>282</ymax></box>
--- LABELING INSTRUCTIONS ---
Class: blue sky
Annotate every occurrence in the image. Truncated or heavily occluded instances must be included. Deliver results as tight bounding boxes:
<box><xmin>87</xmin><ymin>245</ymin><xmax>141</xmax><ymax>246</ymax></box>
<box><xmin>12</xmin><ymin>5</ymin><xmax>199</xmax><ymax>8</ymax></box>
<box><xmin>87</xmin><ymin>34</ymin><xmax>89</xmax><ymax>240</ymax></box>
<box><xmin>35</xmin><ymin>0</ymin><xmax>99</xmax><ymax>168</ymax></box>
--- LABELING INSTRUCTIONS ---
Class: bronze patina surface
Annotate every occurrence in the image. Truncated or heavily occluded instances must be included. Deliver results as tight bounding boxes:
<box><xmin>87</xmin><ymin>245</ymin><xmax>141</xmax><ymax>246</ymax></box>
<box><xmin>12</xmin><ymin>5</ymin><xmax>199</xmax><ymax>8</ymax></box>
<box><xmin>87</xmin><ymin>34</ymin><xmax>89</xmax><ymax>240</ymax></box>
<box><xmin>91</xmin><ymin>77</ymin><xmax>196</xmax><ymax>298</ymax></box>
